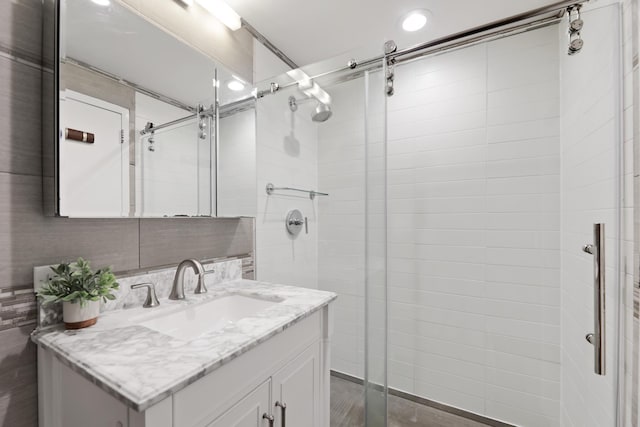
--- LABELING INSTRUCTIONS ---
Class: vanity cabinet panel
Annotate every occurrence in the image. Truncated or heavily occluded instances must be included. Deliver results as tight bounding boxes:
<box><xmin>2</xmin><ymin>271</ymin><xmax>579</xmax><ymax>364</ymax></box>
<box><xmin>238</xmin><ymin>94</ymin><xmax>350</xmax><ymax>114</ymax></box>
<box><xmin>128</xmin><ymin>398</ymin><xmax>172</xmax><ymax>427</ymax></box>
<box><xmin>57</xmin><ymin>361</ymin><xmax>128</xmax><ymax>427</ymax></box>
<box><xmin>272</xmin><ymin>342</ymin><xmax>321</xmax><ymax>427</ymax></box>
<box><xmin>206</xmin><ymin>380</ymin><xmax>271</xmax><ymax>427</ymax></box>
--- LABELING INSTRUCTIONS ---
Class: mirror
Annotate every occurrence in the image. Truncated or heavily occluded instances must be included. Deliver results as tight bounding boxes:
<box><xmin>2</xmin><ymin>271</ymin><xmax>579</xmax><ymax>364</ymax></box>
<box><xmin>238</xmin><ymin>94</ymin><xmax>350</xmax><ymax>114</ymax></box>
<box><xmin>47</xmin><ymin>0</ymin><xmax>257</xmax><ymax>217</ymax></box>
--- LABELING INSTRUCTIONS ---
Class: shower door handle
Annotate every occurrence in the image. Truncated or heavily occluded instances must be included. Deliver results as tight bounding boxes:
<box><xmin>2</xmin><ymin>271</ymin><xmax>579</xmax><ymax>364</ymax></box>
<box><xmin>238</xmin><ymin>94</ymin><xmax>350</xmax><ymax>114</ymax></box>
<box><xmin>582</xmin><ymin>223</ymin><xmax>605</xmax><ymax>376</ymax></box>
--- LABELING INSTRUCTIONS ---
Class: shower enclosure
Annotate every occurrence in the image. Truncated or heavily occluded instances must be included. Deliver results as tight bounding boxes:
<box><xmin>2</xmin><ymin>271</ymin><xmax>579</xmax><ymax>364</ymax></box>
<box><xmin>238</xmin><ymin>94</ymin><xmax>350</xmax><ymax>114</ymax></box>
<box><xmin>252</xmin><ymin>1</ymin><xmax>631</xmax><ymax>426</ymax></box>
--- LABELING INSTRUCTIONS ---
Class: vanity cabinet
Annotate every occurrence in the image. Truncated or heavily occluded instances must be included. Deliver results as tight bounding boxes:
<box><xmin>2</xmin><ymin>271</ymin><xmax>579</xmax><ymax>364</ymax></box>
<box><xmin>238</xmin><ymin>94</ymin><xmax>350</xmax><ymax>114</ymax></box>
<box><xmin>38</xmin><ymin>306</ymin><xmax>332</xmax><ymax>427</ymax></box>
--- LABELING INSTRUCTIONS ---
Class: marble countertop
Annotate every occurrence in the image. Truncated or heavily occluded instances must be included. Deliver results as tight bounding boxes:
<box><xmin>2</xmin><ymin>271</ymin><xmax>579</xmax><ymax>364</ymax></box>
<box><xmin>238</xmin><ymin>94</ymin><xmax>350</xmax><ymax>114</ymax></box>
<box><xmin>31</xmin><ymin>279</ymin><xmax>336</xmax><ymax>412</ymax></box>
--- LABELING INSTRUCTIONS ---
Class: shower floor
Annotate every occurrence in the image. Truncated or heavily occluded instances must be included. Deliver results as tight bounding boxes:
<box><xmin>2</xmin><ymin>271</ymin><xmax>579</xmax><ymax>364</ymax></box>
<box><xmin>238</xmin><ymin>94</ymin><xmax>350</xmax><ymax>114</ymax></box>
<box><xmin>330</xmin><ymin>375</ymin><xmax>494</xmax><ymax>427</ymax></box>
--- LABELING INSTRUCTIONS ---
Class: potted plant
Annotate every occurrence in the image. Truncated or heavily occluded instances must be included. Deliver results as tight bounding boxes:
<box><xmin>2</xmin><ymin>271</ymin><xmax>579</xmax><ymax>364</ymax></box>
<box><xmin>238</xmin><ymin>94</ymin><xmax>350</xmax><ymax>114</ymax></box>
<box><xmin>37</xmin><ymin>258</ymin><xmax>119</xmax><ymax>329</ymax></box>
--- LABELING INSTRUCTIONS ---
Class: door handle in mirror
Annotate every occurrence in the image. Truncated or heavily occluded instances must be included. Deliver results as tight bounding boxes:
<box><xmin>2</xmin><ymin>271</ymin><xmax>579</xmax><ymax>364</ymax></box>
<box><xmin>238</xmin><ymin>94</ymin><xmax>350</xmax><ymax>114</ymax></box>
<box><xmin>262</xmin><ymin>413</ymin><xmax>274</xmax><ymax>427</ymax></box>
<box><xmin>275</xmin><ymin>401</ymin><xmax>287</xmax><ymax>427</ymax></box>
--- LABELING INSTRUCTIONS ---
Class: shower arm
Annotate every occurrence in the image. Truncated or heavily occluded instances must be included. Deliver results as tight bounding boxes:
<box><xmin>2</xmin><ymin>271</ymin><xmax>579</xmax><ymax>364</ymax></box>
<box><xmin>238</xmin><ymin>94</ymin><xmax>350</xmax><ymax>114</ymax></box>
<box><xmin>288</xmin><ymin>96</ymin><xmax>317</xmax><ymax>111</ymax></box>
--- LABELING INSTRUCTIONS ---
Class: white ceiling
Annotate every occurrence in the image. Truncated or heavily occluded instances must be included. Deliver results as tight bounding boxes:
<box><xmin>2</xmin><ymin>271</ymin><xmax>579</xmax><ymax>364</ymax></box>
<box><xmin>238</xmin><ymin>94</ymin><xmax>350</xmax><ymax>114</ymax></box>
<box><xmin>225</xmin><ymin>0</ymin><xmax>569</xmax><ymax>66</ymax></box>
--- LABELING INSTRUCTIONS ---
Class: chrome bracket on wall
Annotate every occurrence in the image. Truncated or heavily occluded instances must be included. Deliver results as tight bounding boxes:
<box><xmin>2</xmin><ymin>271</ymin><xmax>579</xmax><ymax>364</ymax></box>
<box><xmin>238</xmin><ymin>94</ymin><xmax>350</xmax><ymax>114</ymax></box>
<box><xmin>583</xmin><ymin>223</ymin><xmax>605</xmax><ymax>375</ymax></box>
<box><xmin>384</xmin><ymin>40</ymin><xmax>397</xmax><ymax>97</ymax></box>
<box><xmin>567</xmin><ymin>4</ymin><xmax>584</xmax><ymax>55</ymax></box>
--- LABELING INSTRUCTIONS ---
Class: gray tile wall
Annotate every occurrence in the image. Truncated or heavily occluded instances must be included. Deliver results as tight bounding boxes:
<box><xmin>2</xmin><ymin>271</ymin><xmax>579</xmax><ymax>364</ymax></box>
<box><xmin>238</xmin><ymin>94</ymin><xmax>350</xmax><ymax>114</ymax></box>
<box><xmin>0</xmin><ymin>2</ymin><xmax>255</xmax><ymax>426</ymax></box>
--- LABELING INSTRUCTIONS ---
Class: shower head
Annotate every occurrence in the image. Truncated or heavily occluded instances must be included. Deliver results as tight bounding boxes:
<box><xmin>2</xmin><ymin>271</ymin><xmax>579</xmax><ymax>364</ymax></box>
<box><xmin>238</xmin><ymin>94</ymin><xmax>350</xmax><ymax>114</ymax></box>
<box><xmin>312</xmin><ymin>102</ymin><xmax>332</xmax><ymax>122</ymax></box>
<box><xmin>288</xmin><ymin>96</ymin><xmax>332</xmax><ymax>123</ymax></box>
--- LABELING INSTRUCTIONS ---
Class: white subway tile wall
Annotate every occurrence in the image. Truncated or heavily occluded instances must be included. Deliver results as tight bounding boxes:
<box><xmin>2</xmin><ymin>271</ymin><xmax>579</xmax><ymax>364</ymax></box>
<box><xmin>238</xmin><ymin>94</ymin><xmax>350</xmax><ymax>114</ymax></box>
<box><xmin>254</xmin><ymin>78</ymin><xmax>319</xmax><ymax>288</ymax></box>
<box><xmin>318</xmin><ymin>78</ymin><xmax>367</xmax><ymax>377</ymax></box>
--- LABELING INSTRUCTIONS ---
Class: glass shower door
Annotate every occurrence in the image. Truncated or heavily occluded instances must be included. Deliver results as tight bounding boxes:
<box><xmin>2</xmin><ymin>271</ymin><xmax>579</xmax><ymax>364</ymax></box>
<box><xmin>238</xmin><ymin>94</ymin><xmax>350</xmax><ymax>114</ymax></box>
<box><xmin>364</xmin><ymin>65</ymin><xmax>388</xmax><ymax>426</ymax></box>
<box><xmin>381</xmin><ymin>4</ymin><xmax>623</xmax><ymax>427</ymax></box>
<box><xmin>558</xmin><ymin>5</ymin><xmax>623</xmax><ymax>427</ymax></box>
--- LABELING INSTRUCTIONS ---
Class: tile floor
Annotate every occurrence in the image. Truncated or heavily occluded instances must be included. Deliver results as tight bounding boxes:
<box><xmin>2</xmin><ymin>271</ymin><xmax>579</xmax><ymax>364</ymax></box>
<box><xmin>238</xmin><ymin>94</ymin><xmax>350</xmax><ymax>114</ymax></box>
<box><xmin>330</xmin><ymin>376</ymin><xmax>492</xmax><ymax>427</ymax></box>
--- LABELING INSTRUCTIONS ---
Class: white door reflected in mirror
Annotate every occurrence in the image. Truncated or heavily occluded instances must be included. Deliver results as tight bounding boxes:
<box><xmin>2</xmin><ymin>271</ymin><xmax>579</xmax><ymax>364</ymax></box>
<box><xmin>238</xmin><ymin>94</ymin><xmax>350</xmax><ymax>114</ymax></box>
<box><xmin>59</xmin><ymin>90</ymin><xmax>129</xmax><ymax>217</ymax></box>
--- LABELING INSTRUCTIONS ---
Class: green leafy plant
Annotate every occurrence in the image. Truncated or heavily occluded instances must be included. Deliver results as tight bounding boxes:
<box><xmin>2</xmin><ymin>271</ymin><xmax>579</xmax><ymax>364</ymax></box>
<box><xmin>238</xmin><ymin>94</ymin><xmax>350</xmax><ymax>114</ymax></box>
<box><xmin>37</xmin><ymin>258</ymin><xmax>119</xmax><ymax>306</ymax></box>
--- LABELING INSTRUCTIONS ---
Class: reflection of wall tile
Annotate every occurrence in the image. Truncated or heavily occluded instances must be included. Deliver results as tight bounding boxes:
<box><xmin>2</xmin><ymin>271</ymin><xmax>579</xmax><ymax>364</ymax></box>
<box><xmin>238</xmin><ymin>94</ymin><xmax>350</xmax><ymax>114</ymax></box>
<box><xmin>218</xmin><ymin>109</ymin><xmax>257</xmax><ymax>217</ymax></box>
<box><xmin>0</xmin><ymin>57</ymin><xmax>43</xmax><ymax>176</ymax></box>
<box><xmin>0</xmin><ymin>0</ymin><xmax>42</xmax><ymax>62</ymax></box>
<box><xmin>60</xmin><ymin>63</ymin><xmax>136</xmax><ymax>112</ymax></box>
<box><xmin>129</xmin><ymin>164</ymin><xmax>136</xmax><ymax>215</ymax></box>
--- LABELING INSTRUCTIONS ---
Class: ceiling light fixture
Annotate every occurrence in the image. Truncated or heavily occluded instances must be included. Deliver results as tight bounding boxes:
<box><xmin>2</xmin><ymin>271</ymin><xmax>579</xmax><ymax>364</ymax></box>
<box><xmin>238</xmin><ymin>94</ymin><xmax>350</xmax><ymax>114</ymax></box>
<box><xmin>227</xmin><ymin>79</ymin><xmax>245</xmax><ymax>91</ymax></box>
<box><xmin>91</xmin><ymin>0</ymin><xmax>111</xmax><ymax>6</ymax></box>
<box><xmin>195</xmin><ymin>0</ymin><xmax>242</xmax><ymax>31</ymax></box>
<box><xmin>402</xmin><ymin>10</ymin><xmax>428</xmax><ymax>32</ymax></box>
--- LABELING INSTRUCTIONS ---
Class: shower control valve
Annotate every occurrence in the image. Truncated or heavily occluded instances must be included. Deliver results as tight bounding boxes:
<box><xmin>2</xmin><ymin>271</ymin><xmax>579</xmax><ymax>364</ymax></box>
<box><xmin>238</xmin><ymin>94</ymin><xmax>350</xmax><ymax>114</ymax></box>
<box><xmin>286</xmin><ymin>209</ymin><xmax>307</xmax><ymax>236</ymax></box>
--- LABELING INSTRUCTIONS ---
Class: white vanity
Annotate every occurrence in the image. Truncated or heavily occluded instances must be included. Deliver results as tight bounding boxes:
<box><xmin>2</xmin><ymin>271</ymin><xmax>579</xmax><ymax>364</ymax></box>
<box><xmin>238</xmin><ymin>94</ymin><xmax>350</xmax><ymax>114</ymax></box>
<box><xmin>32</xmin><ymin>260</ymin><xmax>336</xmax><ymax>427</ymax></box>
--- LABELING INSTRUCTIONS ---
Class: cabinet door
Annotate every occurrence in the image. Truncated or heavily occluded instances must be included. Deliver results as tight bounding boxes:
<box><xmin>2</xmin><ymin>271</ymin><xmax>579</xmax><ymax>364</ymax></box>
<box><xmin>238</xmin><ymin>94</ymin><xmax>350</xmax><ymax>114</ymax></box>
<box><xmin>272</xmin><ymin>342</ymin><xmax>321</xmax><ymax>427</ymax></box>
<box><xmin>207</xmin><ymin>379</ymin><xmax>271</xmax><ymax>427</ymax></box>
<box><xmin>56</xmin><ymin>361</ymin><xmax>128</xmax><ymax>427</ymax></box>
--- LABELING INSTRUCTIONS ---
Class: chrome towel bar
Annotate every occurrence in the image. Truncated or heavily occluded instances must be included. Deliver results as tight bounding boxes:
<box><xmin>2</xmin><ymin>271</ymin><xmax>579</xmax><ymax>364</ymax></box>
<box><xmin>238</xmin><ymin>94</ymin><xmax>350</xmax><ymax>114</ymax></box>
<box><xmin>265</xmin><ymin>183</ymin><xmax>329</xmax><ymax>200</ymax></box>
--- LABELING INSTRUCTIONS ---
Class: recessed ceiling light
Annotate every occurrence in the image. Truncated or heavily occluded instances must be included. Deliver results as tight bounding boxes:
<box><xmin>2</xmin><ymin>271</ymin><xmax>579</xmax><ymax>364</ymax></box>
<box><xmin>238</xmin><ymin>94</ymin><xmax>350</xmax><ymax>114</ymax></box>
<box><xmin>91</xmin><ymin>0</ymin><xmax>111</xmax><ymax>6</ymax></box>
<box><xmin>402</xmin><ymin>11</ymin><xmax>428</xmax><ymax>32</ymax></box>
<box><xmin>227</xmin><ymin>79</ymin><xmax>245</xmax><ymax>91</ymax></box>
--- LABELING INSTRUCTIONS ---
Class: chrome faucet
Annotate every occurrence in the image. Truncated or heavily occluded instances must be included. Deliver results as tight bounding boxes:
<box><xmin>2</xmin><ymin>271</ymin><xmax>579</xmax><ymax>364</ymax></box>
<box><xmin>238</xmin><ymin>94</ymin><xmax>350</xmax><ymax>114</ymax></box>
<box><xmin>169</xmin><ymin>259</ymin><xmax>207</xmax><ymax>300</ymax></box>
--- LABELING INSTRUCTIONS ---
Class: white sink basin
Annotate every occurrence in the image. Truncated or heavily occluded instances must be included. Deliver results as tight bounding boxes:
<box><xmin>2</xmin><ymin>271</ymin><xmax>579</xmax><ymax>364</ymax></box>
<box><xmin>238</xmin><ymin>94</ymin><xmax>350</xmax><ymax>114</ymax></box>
<box><xmin>139</xmin><ymin>295</ymin><xmax>280</xmax><ymax>341</ymax></box>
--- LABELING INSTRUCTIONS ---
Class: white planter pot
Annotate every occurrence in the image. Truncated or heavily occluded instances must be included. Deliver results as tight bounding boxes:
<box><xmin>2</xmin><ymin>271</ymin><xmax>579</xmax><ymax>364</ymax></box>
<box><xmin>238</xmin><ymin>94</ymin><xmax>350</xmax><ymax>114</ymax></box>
<box><xmin>62</xmin><ymin>300</ymin><xmax>100</xmax><ymax>329</ymax></box>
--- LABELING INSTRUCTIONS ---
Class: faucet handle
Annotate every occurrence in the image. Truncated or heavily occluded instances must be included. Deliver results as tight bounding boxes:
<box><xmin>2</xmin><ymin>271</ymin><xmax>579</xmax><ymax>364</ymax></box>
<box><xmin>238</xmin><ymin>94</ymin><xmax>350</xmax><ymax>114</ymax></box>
<box><xmin>194</xmin><ymin>270</ymin><xmax>214</xmax><ymax>295</ymax></box>
<box><xmin>131</xmin><ymin>282</ymin><xmax>160</xmax><ymax>308</ymax></box>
